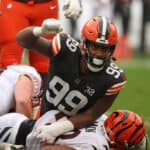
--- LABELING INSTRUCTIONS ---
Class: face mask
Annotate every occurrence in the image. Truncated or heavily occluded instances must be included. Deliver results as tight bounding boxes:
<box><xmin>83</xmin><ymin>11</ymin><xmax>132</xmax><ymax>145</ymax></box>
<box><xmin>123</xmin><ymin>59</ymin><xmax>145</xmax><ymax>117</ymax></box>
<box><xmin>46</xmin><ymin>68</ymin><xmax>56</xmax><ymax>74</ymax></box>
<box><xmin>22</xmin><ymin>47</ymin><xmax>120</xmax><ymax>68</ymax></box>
<box><xmin>86</xmin><ymin>55</ymin><xmax>105</xmax><ymax>72</ymax></box>
<box><xmin>86</xmin><ymin>49</ymin><xmax>111</xmax><ymax>72</ymax></box>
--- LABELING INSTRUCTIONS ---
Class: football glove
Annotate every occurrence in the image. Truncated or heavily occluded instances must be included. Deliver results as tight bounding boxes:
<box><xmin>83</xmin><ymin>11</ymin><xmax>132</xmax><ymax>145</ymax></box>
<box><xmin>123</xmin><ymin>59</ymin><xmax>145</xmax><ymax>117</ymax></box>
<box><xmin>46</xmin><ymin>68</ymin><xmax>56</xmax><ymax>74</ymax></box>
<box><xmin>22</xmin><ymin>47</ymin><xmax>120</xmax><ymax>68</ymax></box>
<box><xmin>33</xmin><ymin>19</ymin><xmax>63</xmax><ymax>37</ymax></box>
<box><xmin>35</xmin><ymin>120</ymin><xmax>74</xmax><ymax>144</ymax></box>
<box><xmin>63</xmin><ymin>0</ymin><xmax>82</xmax><ymax>20</ymax></box>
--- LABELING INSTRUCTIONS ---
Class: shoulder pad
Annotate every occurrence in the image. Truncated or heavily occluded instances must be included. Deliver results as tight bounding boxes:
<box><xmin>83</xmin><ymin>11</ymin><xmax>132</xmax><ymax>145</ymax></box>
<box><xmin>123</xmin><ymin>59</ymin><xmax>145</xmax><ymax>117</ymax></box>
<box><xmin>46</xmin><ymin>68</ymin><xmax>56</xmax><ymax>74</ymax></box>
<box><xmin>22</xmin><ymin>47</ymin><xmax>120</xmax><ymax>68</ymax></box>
<box><xmin>51</xmin><ymin>33</ymin><xmax>70</xmax><ymax>56</ymax></box>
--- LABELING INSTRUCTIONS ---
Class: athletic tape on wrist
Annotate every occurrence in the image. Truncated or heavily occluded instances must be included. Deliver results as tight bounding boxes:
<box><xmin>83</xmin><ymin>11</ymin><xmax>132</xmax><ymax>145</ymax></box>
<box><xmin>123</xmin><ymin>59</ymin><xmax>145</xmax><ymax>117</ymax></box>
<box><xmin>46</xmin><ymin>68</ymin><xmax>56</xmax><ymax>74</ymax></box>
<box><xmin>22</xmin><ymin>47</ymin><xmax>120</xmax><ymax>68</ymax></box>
<box><xmin>33</xmin><ymin>27</ymin><xmax>42</xmax><ymax>37</ymax></box>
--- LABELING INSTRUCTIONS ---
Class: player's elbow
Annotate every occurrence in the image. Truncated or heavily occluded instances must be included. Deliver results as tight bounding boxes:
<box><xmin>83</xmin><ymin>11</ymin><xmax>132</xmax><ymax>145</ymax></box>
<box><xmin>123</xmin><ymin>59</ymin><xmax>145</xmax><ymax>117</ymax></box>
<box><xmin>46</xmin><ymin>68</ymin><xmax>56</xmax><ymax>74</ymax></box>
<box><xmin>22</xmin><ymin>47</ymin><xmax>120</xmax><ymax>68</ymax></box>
<box><xmin>16</xmin><ymin>35</ymin><xmax>29</xmax><ymax>49</ymax></box>
<box><xmin>16</xmin><ymin>27</ymin><xmax>36</xmax><ymax>49</ymax></box>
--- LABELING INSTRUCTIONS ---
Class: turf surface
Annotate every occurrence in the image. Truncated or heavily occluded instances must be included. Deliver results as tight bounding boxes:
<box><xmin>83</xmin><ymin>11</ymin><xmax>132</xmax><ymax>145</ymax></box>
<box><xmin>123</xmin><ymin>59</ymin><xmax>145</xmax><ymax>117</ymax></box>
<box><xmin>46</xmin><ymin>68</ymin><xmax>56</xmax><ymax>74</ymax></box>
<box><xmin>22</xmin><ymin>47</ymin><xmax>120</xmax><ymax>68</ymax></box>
<box><xmin>107</xmin><ymin>53</ymin><xmax>150</xmax><ymax>147</ymax></box>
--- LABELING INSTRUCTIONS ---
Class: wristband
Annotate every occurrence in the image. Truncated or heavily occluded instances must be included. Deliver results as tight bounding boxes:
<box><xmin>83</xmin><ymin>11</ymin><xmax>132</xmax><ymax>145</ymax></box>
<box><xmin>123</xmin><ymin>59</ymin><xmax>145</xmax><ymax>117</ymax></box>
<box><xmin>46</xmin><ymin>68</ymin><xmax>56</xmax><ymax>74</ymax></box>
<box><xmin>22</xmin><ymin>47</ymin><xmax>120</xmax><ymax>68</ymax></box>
<box><xmin>48</xmin><ymin>120</ymin><xmax>74</xmax><ymax>137</ymax></box>
<box><xmin>33</xmin><ymin>27</ymin><xmax>42</xmax><ymax>37</ymax></box>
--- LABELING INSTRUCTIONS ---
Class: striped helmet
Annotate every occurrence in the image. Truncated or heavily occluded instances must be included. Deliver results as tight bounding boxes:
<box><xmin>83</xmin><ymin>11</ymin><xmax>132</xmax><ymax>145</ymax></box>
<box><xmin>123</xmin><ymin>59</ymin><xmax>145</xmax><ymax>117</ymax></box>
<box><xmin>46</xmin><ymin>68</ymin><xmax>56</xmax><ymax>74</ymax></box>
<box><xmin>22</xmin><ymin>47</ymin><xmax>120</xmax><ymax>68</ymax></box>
<box><xmin>81</xmin><ymin>16</ymin><xmax>118</xmax><ymax>53</ymax></box>
<box><xmin>104</xmin><ymin>110</ymin><xmax>147</xmax><ymax>150</ymax></box>
<box><xmin>81</xmin><ymin>16</ymin><xmax>118</xmax><ymax>72</ymax></box>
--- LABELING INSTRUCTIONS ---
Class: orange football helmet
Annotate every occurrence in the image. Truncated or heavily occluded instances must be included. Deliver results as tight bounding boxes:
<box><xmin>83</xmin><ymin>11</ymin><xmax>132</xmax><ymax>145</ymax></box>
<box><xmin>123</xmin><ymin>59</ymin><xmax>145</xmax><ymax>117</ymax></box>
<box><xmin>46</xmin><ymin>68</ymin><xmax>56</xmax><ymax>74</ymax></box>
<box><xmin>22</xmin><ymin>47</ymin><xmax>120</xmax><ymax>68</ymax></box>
<box><xmin>104</xmin><ymin>110</ymin><xmax>147</xmax><ymax>150</ymax></box>
<box><xmin>82</xmin><ymin>16</ymin><xmax>118</xmax><ymax>49</ymax></box>
<box><xmin>80</xmin><ymin>16</ymin><xmax>118</xmax><ymax>72</ymax></box>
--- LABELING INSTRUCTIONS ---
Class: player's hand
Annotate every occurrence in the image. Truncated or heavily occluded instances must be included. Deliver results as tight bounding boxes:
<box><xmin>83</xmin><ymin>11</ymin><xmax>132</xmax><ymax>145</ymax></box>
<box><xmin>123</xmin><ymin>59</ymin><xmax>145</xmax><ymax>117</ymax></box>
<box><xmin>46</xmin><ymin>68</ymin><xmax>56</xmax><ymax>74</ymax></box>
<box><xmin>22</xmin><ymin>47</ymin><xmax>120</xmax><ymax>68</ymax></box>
<box><xmin>33</xmin><ymin>19</ymin><xmax>63</xmax><ymax>37</ymax></box>
<box><xmin>36</xmin><ymin>125</ymin><xmax>57</xmax><ymax>144</ymax></box>
<box><xmin>34</xmin><ymin>120</ymin><xmax>74</xmax><ymax>144</ymax></box>
<box><xmin>41</xmin><ymin>19</ymin><xmax>63</xmax><ymax>35</ymax></box>
<box><xmin>63</xmin><ymin>0</ymin><xmax>82</xmax><ymax>20</ymax></box>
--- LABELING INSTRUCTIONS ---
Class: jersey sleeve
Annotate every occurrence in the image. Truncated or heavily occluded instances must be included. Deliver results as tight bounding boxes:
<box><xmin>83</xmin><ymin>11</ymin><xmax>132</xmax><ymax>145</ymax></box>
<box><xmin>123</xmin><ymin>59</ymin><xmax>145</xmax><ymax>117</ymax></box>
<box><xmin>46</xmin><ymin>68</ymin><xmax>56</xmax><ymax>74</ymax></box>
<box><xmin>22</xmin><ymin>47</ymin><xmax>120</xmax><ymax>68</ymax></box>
<box><xmin>105</xmin><ymin>63</ymin><xmax>127</xmax><ymax>96</ymax></box>
<box><xmin>0</xmin><ymin>113</ymin><xmax>28</xmax><ymax>144</ymax></box>
<box><xmin>51</xmin><ymin>33</ymin><xmax>69</xmax><ymax>56</ymax></box>
<box><xmin>105</xmin><ymin>80</ymin><xmax>126</xmax><ymax>95</ymax></box>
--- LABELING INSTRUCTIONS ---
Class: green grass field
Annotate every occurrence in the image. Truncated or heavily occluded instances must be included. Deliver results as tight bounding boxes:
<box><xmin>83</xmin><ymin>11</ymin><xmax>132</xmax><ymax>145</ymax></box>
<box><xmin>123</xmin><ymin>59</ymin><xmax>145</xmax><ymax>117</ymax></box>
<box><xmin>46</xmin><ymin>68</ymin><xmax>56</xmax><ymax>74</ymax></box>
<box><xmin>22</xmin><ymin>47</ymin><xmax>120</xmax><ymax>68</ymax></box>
<box><xmin>107</xmin><ymin>52</ymin><xmax>150</xmax><ymax>146</ymax></box>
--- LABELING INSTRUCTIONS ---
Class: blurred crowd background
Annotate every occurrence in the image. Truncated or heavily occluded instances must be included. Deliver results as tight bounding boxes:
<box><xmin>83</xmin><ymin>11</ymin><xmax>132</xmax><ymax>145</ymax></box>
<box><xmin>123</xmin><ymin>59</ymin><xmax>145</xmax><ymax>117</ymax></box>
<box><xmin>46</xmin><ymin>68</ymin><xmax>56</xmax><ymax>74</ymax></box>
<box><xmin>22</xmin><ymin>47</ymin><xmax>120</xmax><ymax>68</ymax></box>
<box><xmin>59</xmin><ymin>0</ymin><xmax>150</xmax><ymax>58</ymax></box>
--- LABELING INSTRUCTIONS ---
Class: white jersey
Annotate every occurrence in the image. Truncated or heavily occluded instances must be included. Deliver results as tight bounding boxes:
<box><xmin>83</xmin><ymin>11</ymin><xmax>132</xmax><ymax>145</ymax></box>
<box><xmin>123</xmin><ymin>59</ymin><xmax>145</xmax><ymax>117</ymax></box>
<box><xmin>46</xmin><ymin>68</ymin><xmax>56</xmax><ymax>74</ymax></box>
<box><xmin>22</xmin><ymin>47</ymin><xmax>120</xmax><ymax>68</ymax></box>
<box><xmin>31</xmin><ymin>110</ymin><xmax>110</xmax><ymax>150</ymax></box>
<box><xmin>0</xmin><ymin>113</ymin><xmax>28</xmax><ymax>144</ymax></box>
<box><xmin>0</xmin><ymin>110</ymin><xmax>110</xmax><ymax>150</ymax></box>
<box><xmin>0</xmin><ymin>65</ymin><xmax>42</xmax><ymax>115</ymax></box>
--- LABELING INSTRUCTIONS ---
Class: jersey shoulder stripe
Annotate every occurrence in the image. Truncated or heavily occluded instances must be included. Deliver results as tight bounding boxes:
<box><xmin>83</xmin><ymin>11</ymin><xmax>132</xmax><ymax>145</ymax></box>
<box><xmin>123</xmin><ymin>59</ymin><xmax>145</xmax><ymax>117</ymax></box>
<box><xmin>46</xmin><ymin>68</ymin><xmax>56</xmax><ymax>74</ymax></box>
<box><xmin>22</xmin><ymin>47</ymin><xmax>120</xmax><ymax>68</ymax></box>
<box><xmin>51</xmin><ymin>34</ymin><xmax>61</xmax><ymax>56</ymax></box>
<box><xmin>105</xmin><ymin>81</ymin><xmax>127</xmax><ymax>95</ymax></box>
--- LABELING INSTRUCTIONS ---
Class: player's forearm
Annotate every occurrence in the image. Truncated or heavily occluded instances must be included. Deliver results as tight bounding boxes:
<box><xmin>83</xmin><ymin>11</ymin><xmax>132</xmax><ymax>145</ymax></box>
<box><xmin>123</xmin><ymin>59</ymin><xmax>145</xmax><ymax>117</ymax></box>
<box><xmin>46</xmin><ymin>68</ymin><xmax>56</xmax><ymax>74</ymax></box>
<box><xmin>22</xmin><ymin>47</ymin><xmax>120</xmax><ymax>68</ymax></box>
<box><xmin>69</xmin><ymin>109</ymin><xmax>97</xmax><ymax>129</ymax></box>
<box><xmin>17</xmin><ymin>18</ymin><xmax>62</xmax><ymax>57</ymax></box>
<box><xmin>16</xmin><ymin>27</ymin><xmax>51</xmax><ymax>57</ymax></box>
<box><xmin>16</xmin><ymin>27</ymin><xmax>38</xmax><ymax>49</ymax></box>
<box><xmin>69</xmin><ymin>94</ymin><xmax>118</xmax><ymax>129</ymax></box>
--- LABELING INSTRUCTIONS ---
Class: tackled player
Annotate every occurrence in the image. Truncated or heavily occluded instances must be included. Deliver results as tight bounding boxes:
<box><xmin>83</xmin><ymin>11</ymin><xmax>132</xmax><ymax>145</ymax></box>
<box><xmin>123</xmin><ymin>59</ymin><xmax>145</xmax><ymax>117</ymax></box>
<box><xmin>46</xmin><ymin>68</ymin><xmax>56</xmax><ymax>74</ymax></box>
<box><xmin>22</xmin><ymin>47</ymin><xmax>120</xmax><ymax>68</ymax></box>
<box><xmin>0</xmin><ymin>109</ymin><xmax>148</xmax><ymax>150</ymax></box>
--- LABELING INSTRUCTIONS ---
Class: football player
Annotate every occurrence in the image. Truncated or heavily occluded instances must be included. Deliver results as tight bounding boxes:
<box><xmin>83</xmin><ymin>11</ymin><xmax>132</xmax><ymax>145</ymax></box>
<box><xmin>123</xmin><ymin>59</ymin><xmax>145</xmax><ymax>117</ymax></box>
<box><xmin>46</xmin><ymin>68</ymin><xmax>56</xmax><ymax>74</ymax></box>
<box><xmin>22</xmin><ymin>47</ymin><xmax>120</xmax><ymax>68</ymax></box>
<box><xmin>16</xmin><ymin>16</ymin><xmax>127</xmax><ymax>143</ymax></box>
<box><xmin>0</xmin><ymin>110</ymin><xmax>147</xmax><ymax>150</ymax></box>
<box><xmin>0</xmin><ymin>0</ymin><xmax>82</xmax><ymax>85</ymax></box>
<box><xmin>0</xmin><ymin>65</ymin><xmax>42</xmax><ymax>118</ymax></box>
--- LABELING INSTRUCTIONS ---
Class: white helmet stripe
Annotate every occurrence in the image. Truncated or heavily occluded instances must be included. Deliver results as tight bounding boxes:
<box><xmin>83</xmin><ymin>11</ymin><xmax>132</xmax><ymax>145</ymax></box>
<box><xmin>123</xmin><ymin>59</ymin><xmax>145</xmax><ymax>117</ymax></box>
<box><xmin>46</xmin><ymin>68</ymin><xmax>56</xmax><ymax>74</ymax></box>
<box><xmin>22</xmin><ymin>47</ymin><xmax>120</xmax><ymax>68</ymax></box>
<box><xmin>100</xmin><ymin>16</ymin><xmax>108</xmax><ymax>41</ymax></box>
